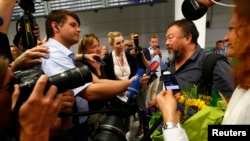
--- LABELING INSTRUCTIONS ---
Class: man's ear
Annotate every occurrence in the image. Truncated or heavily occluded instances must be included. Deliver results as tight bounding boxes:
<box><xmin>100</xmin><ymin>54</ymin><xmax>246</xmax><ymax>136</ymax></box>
<box><xmin>51</xmin><ymin>22</ymin><xmax>59</xmax><ymax>32</ymax></box>
<box><xmin>185</xmin><ymin>34</ymin><xmax>192</xmax><ymax>43</ymax></box>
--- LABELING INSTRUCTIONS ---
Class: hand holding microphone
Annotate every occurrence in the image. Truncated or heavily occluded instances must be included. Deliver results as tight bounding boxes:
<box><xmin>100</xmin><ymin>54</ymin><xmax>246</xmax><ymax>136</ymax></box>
<box><xmin>126</xmin><ymin>61</ymin><xmax>159</xmax><ymax>103</ymax></box>
<box><xmin>145</xmin><ymin>61</ymin><xmax>159</xmax><ymax>75</ymax></box>
<box><xmin>146</xmin><ymin>61</ymin><xmax>159</xmax><ymax>84</ymax></box>
<box><xmin>126</xmin><ymin>68</ymin><xmax>145</xmax><ymax>103</ymax></box>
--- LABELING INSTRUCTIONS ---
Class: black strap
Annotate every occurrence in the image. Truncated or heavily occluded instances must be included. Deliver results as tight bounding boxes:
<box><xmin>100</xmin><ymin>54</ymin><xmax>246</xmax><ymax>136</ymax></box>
<box><xmin>72</xmin><ymin>101</ymin><xmax>80</xmax><ymax>126</ymax></box>
<box><xmin>140</xmin><ymin>115</ymin><xmax>162</xmax><ymax>141</ymax></box>
<box><xmin>201</xmin><ymin>53</ymin><xmax>228</xmax><ymax>95</ymax></box>
<box><xmin>143</xmin><ymin>48</ymin><xmax>151</xmax><ymax>61</ymax></box>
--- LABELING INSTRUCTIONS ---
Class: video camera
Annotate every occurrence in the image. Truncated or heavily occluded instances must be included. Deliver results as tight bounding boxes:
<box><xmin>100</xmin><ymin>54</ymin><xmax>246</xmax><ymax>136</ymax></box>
<box><xmin>13</xmin><ymin>0</ymin><xmax>40</xmax><ymax>51</ymax></box>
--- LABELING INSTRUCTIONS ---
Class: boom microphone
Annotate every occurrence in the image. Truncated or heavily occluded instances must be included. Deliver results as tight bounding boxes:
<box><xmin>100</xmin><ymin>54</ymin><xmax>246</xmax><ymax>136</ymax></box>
<box><xmin>145</xmin><ymin>61</ymin><xmax>159</xmax><ymax>75</ymax></box>
<box><xmin>182</xmin><ymin>0</ymin><xmax>208</xmax><ymax>20</ymax></box>
<box><xmin>126</xmin><ymin>68</ymin><xmax>145</xmax><ymax>103</ymax></box>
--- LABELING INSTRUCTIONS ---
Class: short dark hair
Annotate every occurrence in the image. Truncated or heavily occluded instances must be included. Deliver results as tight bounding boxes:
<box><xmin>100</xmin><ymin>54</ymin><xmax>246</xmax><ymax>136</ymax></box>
<box><xmin>45</xmin><ymin>9</ymin><xmax>80</xmax><ymax>38</ymax></box>
<box><xmin>168</xmin><ymin>19</ymin><xmax>199</xmax><ymax>44</ymax></box>
<box><xmin>216</xmin><ymin>40</ymin><xmax>224</xmax><ymax>44</ymax></box>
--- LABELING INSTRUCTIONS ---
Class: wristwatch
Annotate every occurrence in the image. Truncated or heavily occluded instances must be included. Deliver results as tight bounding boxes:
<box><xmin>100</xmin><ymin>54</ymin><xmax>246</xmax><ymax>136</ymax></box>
<box><xmin>81</xmin><ymin>54</ymin><xmax>86</xmax><ymax>61</ymax></box>
<box><xmin>163</xmin><ymin>122</ymin><xmax>181</xmax><ymax>130</ymax></box>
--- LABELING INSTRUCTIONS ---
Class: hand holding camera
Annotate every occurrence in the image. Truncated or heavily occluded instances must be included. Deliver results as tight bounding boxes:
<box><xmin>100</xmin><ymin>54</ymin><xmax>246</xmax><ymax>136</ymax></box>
<box><xmin>12</xmin><ymin>75</ymin><xmax>63</xmax><ymax>139</ymax></box>
<box><xmin>133</xmin><ymin>34</ymin><xmax>143</xmax><ymax>57</ymax></box>
<box><xmin>12</xmin><ymin>65</ymin><xmax>93</xmax><ymax>119</ymax></box>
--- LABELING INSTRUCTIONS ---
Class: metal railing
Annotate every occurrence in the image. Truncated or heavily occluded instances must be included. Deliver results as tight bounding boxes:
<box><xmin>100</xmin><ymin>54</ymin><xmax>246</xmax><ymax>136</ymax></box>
<box><xmin>12</xmin><ymin>0</ymin><xmax>168</xmax><ymax>21</ymax></box>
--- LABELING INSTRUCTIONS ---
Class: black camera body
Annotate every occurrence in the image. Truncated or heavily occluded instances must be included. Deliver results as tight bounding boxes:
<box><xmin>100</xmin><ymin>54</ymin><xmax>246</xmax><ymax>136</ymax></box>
<box><xmin>18</xmin><ymin>0</ymin><xmax>36</xmax><ymax>13</ymax></box>
<box><xmin>13</xmin><ymin>11</ymin><xmax>37</xmax><ymax>51</ymax></box>
<box><xmin>13</xmin><ymin>0</ymin><xmax>37</xmax><ymax>51</ymax></box>
<box><xmin>133</xmin><ymin>34</ymin><xmax>142</xmax><ymax>56</ymax></box>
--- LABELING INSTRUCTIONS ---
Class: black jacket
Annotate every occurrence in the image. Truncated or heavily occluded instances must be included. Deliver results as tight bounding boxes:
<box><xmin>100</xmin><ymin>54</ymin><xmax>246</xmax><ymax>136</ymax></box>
<box><xmin>103</xmin><ymin>52</ymin><xmax>137</xmax><ymax>80</ymax></box>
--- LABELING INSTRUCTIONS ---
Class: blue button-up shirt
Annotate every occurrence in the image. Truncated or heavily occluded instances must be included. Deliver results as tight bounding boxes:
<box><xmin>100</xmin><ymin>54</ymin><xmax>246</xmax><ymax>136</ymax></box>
<box><xmin>41</xmin><ymin>38</ymin><xmax>90</xmax><ymax>123</ymax></box>
<box><xmin>167</xmin><ymin>45</ymin><xmax>234</xmax><ymax>97</ymax></box>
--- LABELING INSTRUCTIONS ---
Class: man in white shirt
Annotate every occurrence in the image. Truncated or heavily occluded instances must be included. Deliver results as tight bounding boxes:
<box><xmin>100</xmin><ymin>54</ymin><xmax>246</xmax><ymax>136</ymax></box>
<box><xmin>40</xmin><ymin>9</ymin><xmax>149</xmax><ymax>141</ymax></box>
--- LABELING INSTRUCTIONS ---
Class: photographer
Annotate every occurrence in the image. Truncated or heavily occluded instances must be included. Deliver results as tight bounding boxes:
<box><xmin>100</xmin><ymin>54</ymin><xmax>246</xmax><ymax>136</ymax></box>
<box><xmin>0</xmin><ymin>1</ymin><xmax>76</xmax><ymax>141</ymax></box>
<box><xmin>126</xmin><ymin>32</ymin><xmax>151</xmax><ymax>69</ymax></box>
<box><xmin>0</xmin><ymin>54</ymin><xmax>65</xmax><ymax>141</ymax></box>
<box><xmin>0</xmin><ymin>1</ymin><xmax>69</xmax><ymax>141</ymax></box>
<box><xmin>125</xmin><ymin>32</ymin><xmax>154</xmax><ymax>138</ymax></box>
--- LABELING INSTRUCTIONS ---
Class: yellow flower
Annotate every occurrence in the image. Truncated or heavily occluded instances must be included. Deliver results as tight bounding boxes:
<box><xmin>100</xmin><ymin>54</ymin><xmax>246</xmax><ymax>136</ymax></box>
<box><xmin>197</xmin><ymin>100</ymin><xmax>206</xmax><ymax>109</ymax></box>
<box><xmin>177</xmin><ymin>110</ymin><xmax>182</xmax><ymax>117</ymax></box>
<box><xmin>186</xmin><ymin>99</ymin><xmax>198</xmax><ymax>107</ymax></box>
<box><xmin>201</xmin><ymin>104</ymin><xmax>207</xmax><ymax>109</ymax></box>
<box><xmin>178</xmin><ymin>95</ymin><xmax>186</xmax><ymax>104</ymax></box>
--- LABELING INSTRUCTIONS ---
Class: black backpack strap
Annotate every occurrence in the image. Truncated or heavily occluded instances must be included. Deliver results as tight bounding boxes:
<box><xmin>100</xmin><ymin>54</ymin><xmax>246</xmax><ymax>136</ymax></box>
<box><xmin>143</xmin><ymin>48</ymin><xmax>151</xmax><ymax>61</ymax></box>
<box><xmin>72</xmin><ymin>101</ymin><xmax>80</xmax><ymax>126</ymax></box>
<box><xmin>200</xmin><ymin>53</ymin><xmax>228</xmax><ymax>95</ymax></box>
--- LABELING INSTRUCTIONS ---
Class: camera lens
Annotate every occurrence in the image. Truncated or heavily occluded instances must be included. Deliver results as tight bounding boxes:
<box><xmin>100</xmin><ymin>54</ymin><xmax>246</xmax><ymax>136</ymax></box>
<box><xmin>94</xmin><ymin>115</ymin><xmax>127</xmax><ymax>141</ymax></box>
<box><xmin>12</xmin><ymin>65</ymin><xmax>93</xmax><ymax>119</ymax></box>
<box><xmin>49</xmin><ymin>65</ymin><xmax>92</xmax><ymax>93</ymax></box>
<box><xmin>133</xmin><ymin>34</ymin><xmax>139</xmax><ymax>47</ymax></box>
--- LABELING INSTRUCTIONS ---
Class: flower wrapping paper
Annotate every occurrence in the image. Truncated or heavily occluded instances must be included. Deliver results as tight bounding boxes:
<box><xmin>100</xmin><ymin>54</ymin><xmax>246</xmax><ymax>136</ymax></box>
<box><xmin>150</xmin><ymin>86</ymin><xmax>226</xmax><ymax>141</ymax></box>
<box><xmin>182</xmin><ymin>106</ymin><xmax>224</xmax><ymax>141</ymax></box>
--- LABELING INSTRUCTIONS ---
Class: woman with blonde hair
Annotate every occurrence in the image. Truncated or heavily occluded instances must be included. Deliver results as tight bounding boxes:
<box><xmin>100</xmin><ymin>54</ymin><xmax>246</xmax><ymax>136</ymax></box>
<box><xmin>103</xmin><ymin>31</ymin><xmax>137</xmax><ymax>138</ymax></box>
<box><xmin>104</xmin><ymin>31</ymin><xmax>136</xmax><ymax>81</ymax></box>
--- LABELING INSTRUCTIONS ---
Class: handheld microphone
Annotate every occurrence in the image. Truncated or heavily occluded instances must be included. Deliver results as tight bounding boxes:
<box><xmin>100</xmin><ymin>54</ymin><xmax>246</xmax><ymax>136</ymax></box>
<box><xmin>126</xmin><ymin>68</ymin><xmax>145</xmax><ymax>103</ymax></box>
<box><xmin>145</xmin><ymin>61</ymin><xmax>159</xmax><ymax>75</ymax></box>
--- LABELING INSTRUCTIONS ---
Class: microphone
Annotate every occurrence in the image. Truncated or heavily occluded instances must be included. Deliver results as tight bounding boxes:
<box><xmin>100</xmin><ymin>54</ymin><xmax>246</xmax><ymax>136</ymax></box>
<box><xmin>145</xmin><ymin>61</ymin><xmax>159</xmax><ymax>75</ymax></box>
<box><xmin>126</xmin><ymin>68</ymin><xmax>145</xmax><ymax>103</ymax></box>
<box><xmin>182</xmin><ymin>0</ymin><xmax>208</xmax><ymax>21</ymax></box>
<box><xmin>146</xmin><ymin>61</ymin><xmax>159</xmax><ymax>84</ymax></box>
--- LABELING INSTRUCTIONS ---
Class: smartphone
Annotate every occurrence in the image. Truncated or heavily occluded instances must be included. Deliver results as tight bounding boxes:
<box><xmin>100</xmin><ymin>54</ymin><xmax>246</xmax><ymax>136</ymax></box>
<box><xmin>162</xmin><ymin>71</ymin><xmax>181</xmax><ymax>92</ymax></box>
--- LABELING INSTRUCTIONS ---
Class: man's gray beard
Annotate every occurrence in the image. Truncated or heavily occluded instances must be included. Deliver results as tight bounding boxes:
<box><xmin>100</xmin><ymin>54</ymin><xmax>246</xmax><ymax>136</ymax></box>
<box><xmin>168</xmin><ymin>53</ymin><xmax>175</xmax><ymax>62</ymax></box>
<box><xmin>168</xmin><ymin>50</ymin><xmax>183</xmax><ymax>62</ymax></box>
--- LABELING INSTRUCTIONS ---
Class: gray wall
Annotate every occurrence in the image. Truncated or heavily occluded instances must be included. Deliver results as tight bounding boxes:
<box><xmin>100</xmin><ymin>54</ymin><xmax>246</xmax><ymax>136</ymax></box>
<box><xmin>7</xmin><ymin>1</ymin><xmax>232</xmax><ymax>57</ymax></box>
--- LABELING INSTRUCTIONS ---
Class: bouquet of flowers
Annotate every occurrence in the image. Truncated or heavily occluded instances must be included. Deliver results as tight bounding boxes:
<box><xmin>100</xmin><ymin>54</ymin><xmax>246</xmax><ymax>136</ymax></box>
<box><xmin>177</xmin><ymin>85</ymin><xmax>213</xmax><ymax>123</ymax></box>
<box><xmin>150</xmin><ymin>85</ymin><xmax>227</xmax><ymax>141</ymax></box>
<box><xmin>180</xmin><ymin>86</ymin><xmax>226</xmax><ymax>141</ymax></box>
<box><xmin>149</xmin><ymin>112</ymin><xmax>163</xmax><ymax>141</ymax></box>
